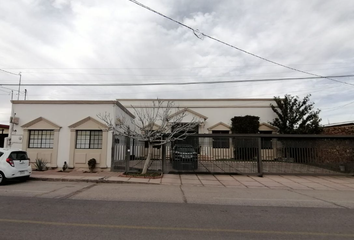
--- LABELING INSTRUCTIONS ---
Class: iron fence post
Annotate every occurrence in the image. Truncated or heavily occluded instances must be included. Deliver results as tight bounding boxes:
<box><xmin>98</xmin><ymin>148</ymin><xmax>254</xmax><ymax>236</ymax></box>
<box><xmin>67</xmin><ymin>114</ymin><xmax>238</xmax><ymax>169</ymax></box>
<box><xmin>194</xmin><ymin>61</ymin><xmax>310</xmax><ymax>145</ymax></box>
<box><xmin>110</xmin><ymin>133</ymin><xmax>115</xmax><ymax>172</ymax></box>
<box><xmin>257</xmin><ymin>137</ymin><xmax>263</xmax><ymax>177</ymax></box>
<box><xmin>162</xmin><ymin>143</ymin><xmax>167</xmax><ymax>174</ymax></box>
<box><xmin>125</xmin><ymin>136</ymin><xmax>130</xmax><ymax>173</ymax></box>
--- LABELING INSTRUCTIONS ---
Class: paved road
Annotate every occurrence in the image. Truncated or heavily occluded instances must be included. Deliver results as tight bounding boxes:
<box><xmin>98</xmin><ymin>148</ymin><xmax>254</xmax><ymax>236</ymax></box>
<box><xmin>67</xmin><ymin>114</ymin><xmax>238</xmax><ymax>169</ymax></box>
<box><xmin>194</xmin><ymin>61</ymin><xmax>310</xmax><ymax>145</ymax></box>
<box><xmin>1</xmin><ymin>180</ymin><xmax>354</xmax><ymax>208</ymax></box>
<box><xmin>0</xmin><ymin>180</ymin><xmax>354</xmax><ymax>239</ymax></box>
<box><xmin>0</xmin><ymin>196</ymin><xmax>353</xmax><ymax>240</ymax></box>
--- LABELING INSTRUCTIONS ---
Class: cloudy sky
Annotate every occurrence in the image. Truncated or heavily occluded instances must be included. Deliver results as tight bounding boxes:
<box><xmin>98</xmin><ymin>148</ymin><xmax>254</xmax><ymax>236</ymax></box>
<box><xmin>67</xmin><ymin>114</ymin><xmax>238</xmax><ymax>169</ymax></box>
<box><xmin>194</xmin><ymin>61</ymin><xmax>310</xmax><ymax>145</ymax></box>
<box><xmin>0</xmin><ymin>0</ymin><xmax>353</xmax><ymax>125</ymax></box>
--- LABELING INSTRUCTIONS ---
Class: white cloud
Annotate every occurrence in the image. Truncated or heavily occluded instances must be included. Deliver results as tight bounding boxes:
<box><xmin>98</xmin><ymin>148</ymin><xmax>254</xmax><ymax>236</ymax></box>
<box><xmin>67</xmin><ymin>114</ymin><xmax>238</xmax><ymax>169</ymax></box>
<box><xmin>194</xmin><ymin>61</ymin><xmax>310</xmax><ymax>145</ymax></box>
<box><xmin>0</xmin><ymin>0</ymin><xmax>353</xmax><ymax>124</ymax></box>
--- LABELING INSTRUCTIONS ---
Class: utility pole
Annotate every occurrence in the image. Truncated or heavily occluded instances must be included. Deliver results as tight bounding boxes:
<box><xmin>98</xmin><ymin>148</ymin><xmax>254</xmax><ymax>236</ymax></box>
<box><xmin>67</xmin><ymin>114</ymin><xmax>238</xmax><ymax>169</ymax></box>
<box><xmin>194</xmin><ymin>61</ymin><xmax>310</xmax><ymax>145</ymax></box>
<box><xmin>8</xmin><ymin>72</ymin><xmax>21</xmax><ymax>148</ymax></box>
<box><xmin>17</xmin><ymin>72</ymin><xmax>21</xmax><ymax>100</ymax></box>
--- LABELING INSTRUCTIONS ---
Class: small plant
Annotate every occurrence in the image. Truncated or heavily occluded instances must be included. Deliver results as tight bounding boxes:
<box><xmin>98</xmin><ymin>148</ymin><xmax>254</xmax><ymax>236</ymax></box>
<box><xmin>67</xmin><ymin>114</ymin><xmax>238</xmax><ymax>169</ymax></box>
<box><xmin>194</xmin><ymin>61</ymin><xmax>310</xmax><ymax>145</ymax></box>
<box><xmin>87</xmin><ymin>158</ymin><xmax>97</xmax><ymax>173</ymax></box>
<box><xmin>62</xmin><ymin>161</ymin><xmax>68</xmax><ymax>172</ymax></box>
<box><xmin>34</xmin><ymin>159</ymin><xmax>47</xmax><ymax>171</ymax></box>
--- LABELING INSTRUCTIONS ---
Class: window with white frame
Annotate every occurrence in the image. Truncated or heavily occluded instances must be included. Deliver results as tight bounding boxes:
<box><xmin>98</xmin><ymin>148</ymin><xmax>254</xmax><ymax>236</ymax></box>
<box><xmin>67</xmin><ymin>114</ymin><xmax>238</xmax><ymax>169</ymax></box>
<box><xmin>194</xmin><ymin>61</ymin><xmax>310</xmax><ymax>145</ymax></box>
<box><xmin>28</xmin><ymin>130</ymin><xmax>54</xmax><ymax>148</ymax></box>
<box><xmin>76</xmin><ymin>130</ymin><xmax>102</xmax><ymax>149</ymax></box>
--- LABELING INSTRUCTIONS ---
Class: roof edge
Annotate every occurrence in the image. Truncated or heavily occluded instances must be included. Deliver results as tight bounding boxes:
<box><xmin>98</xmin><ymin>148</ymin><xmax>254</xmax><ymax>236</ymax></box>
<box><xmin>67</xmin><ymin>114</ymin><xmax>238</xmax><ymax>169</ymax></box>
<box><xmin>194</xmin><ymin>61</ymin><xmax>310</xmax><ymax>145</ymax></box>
<box><xmin>12</xmin><ymin>100</ymin><xmax>118</xmax><ymax>104</ymax></box>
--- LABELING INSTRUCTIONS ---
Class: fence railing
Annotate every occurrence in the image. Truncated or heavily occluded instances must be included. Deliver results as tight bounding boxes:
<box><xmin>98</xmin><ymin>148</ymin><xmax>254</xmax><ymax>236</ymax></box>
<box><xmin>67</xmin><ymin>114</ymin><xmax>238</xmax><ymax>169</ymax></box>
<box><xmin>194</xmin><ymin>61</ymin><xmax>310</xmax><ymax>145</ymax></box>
<box><xmin>112</xmin><ymin>134</ymin><xmax>354</xmax><ymax>176</ymax></box>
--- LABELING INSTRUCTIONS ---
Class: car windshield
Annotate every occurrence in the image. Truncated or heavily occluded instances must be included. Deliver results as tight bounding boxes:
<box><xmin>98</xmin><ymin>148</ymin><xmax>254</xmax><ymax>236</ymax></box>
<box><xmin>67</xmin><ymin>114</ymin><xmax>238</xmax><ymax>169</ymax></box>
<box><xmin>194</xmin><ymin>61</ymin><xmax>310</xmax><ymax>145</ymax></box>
<box><xmin>176</xmin><ymin>147</ymin><xmax>195</xmax><ymax>153</ymax></box>
<box><xmin>9</xmin><ymin>151</ymin><xmax>29</xmax><ymax>160</ymax></box>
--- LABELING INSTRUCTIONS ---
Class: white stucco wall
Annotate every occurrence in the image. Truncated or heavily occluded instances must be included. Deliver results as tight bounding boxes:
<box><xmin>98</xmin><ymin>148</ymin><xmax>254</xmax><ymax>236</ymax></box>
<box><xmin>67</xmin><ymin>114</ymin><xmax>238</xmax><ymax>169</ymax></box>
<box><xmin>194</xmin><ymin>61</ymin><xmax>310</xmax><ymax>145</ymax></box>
<box><xmin>117</xmin><ymin>99</ymin><xmax>277</xmax><ymax>133</ymax></box>
<box><xmin>9</xmin><ymin>100</ymin><xmax>132</xmax><ymax>168</ymax></box>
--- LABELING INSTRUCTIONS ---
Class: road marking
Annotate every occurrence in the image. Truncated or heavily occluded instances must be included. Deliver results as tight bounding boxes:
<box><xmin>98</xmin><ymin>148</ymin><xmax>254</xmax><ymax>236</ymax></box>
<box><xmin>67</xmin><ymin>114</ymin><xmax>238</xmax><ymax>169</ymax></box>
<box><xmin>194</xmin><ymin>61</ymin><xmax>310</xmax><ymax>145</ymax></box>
<box><xmin>0</xmin><ymin>218</ymin><xmax>353</xmax><ymax>237</ymax></box>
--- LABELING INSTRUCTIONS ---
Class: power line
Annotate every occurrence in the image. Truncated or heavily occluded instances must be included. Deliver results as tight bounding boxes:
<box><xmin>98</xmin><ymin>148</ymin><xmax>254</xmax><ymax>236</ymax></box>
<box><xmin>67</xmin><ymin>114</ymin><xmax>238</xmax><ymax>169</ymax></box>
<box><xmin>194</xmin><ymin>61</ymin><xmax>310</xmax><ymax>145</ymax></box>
<box><xmin>1</xmin><ymin>75</ymin><xmax>353</xmax><ymax>87</ymax></box>
<box><xmin>2</xmin><ymin>61</ymin><xmax>354</xmax><ymax>70</ymax></box>
<box><xmin>128</xmin><ymin>0</ymin><xmax>354</xmax><ymax>87</ymax></box>
<box><xmin>0</xmin><ymin>88</ymin><xmax>11</xmax><ymax>94</ymax></box>
<box><xmin>0</xmin><ymin>68</ymin><xmax>20</xmax><ymax>76</ymax></box>
<box><xmin>15</xmin><ymin>65</ymin><xmax>354</xmax><ymax>75</ymax></box>
<box><xmin>322</xmin><ymin>100</ymin><xmax>354</xmax><ymax>111</ymax></box>
<box><xmin>0</xmin><ymin>86</ymin><xmax>24</xmax><ymax>93</ymax></box>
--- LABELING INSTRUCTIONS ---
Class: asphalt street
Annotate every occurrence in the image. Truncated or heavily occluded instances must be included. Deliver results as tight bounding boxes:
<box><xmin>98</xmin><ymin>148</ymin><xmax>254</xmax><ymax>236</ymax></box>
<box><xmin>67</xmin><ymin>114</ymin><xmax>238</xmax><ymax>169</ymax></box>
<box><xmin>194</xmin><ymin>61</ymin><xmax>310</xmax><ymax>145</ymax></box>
<box><xmin>1</xmin><ymin>180</ymin><xmax>354</xmax><ymax>208</ymax></box>
<box><xmin>0</xmin><ymin>180</ymin><xmax>353</xmax><ymax>239</ymax></box>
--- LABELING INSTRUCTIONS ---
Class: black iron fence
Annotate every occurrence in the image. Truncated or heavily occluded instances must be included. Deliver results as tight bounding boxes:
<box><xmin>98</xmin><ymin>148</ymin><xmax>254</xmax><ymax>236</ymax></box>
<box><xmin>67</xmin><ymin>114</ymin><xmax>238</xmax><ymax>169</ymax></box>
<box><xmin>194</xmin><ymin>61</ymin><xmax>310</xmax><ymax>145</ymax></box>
<box><xmin>112</xmin><ymin>134</ymin><xmax>354</xmax><ymax>176</ymax></box>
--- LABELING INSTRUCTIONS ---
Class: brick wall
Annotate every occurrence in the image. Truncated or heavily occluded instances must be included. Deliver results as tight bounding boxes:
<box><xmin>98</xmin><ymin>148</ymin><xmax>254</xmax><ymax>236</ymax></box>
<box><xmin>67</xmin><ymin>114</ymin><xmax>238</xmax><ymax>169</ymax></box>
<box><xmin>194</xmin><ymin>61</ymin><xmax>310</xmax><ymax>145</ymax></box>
<box><xmin>323</xmin><ymin>124</ymin><xmax>354</xmax><ymax>135</ymax></box>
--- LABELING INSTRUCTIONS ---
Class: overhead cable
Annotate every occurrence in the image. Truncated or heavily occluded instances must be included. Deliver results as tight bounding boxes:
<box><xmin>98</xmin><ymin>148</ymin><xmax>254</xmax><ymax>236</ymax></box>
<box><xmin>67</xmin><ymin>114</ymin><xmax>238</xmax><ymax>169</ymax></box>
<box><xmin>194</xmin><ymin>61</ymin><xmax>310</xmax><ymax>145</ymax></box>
<box><xmin>0</xmin><ymin>68</ymin><xmax>20</xmax><ymax>76</ymax></box>
<box><xmin>128</xmin><ymin>0</ymin><xmax>354</xmax><ymax>87</ymax></box>
<box><xmin>1</xmin><ymin>75</ymin><xmax>353</xmax><ymax>87</ymax></box>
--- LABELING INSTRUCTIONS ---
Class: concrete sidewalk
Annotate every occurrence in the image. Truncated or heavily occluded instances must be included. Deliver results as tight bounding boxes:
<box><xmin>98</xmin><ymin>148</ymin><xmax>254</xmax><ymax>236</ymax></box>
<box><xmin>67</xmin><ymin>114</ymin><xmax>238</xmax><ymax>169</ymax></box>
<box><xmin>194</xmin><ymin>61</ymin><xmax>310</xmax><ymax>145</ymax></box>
<box><xmin>30</xmin><ymin>169</ymin><xmax>354</xmax><ymax>191</ymax></box>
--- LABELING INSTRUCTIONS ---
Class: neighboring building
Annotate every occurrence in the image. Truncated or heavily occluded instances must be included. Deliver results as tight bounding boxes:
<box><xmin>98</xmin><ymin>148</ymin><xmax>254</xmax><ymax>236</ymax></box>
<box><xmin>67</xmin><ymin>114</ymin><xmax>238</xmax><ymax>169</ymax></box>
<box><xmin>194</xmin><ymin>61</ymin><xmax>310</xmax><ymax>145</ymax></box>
<box><xmin>118</xmin><ymin>99</ymin><xmax>278</xmax><ymax>160</ymax></box>
<box><xmin>118</xmin><ymin>99</ymin><xmax>278</xmax><ymax>135</ymax></box>
<box><xmin>9</xmin><ymin>100</ymin><xmax>134</xmax><ymax>170</ymax></box>
<box><xmin>0</xmin><ymin>124</ymin><xmax>9</xmax><ymax>147</ymax></box>
<box><xmin>323</xmin><ymin>121</ymin><xmax>354</xmax><ymax>135</ymax></box>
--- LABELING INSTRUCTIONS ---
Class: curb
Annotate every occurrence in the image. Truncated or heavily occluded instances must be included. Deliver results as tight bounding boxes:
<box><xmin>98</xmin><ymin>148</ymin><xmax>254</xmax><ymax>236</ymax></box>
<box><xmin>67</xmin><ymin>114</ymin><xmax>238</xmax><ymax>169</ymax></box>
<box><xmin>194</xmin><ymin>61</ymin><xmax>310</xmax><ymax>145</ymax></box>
<box><xmin>29</xmin><ymin>176</ymin><xmax>160</xmax><ymax>185</ymax></box>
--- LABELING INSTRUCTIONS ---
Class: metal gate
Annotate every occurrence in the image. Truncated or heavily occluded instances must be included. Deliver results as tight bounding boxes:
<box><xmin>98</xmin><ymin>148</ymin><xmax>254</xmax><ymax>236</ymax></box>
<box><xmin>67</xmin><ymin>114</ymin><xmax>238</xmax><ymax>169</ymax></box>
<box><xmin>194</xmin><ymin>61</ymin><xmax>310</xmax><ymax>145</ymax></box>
<box><xmin>111</xmin><ymin>136</ymin><xmax>163</xmax><ymax>173</ymax></box>
<box><xmin>113</xmin><ymin>134</ymin><xmax>354</xmax><ymax>176</ymax></box>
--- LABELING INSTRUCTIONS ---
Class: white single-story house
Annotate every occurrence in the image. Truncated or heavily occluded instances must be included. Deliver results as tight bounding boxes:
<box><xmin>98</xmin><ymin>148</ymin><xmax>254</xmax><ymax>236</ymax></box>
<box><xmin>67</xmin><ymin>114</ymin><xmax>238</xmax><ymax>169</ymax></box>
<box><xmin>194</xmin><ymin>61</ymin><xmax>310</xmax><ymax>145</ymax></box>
<box><xmin>7</xmin><ymin>98</ymin><xmax>278</xmax><ymax>170</ymax></box>
<box><xmin>8</xmin><ymin>100</ymin><xmax>134</xmax><ymax>169</ymax></box>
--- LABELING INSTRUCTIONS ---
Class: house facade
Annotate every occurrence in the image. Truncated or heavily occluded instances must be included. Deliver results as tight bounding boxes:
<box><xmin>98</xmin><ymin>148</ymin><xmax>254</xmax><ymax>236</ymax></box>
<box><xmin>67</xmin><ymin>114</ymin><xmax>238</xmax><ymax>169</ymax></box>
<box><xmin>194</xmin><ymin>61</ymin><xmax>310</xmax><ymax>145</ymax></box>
<box><xmin>7</xmin><ymin>98</ymin><xmax>278</xmax><ymax>170</ymax></box>
<box><xmin>8</xmin><ymin>100</ymin><xmax>134</xmax><ymax>170</ymax></box>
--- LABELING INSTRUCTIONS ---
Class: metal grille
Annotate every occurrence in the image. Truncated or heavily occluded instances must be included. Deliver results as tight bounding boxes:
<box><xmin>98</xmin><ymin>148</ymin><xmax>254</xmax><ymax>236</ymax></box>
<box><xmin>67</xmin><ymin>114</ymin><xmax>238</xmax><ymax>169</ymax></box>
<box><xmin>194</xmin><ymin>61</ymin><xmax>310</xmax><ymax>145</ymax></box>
<box><xmin>28</xmin><ymin>130</ymin><xmax>54</xmax><ymax>148</ymax></box>
<box><xmin>111</xmin><ymin>137</ymin><xmax>163</xmax><ymax>173</ymax></box>
<box><xmin>76</xmin><ymin>130</ymin><xmax>102</xmax><ymax>149</ymax></box>
<box><xmin>114</xmin><ymin>134</ymin><xmax>354</xmax><ymax>176</ymax></box>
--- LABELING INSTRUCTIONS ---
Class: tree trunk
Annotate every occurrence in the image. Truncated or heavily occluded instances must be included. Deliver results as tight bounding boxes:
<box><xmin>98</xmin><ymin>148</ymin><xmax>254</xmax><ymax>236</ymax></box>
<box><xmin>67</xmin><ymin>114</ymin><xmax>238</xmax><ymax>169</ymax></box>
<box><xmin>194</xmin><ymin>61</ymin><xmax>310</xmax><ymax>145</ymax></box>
<box><xmin>142</xmin><ymin>143</ymin><xmax>152</xmax><ymax>174</ymax></box>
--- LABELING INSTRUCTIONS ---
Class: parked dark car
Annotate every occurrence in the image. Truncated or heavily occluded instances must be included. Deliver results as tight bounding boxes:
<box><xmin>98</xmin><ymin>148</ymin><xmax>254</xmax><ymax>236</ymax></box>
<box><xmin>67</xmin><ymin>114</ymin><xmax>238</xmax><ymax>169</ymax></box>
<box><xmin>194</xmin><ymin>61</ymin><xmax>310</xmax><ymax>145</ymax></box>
<box><xmin>171</xmin><ymin>144</ymin><xmax>198</xmax><ymax>170</ymax></box>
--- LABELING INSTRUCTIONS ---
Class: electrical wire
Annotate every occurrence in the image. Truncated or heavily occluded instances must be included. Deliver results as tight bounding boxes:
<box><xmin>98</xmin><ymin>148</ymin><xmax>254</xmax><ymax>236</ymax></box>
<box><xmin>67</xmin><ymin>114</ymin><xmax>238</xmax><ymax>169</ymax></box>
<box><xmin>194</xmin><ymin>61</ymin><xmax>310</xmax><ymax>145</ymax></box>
<box><xmin>15</xmin><ymin>65</ymin><xmax>354</xmax><ymax>75</ymax></box>
<box><xmin>0</xmin><ymin>68</ymin><xmax>20</xmax><ymax>76</ymax></box>
<box><xmin>128</xmin><ymin>0</ymin><xmax>354</xmax><ymax>87</ymax></box>
<box><xmin>0</xmin><ymin>88</ymin><xmax>11</xmax><ymax>94</ymax></box>
<box><xmin>0</xmin><ymin>86</ymin><xmax>24</xmax><ymax>93</ymax></box>
<box><xmin>322</xmin><ymin>100</ymin><xmax>354</xmax><ymax>111</ymax></box>
<box><xmin>2</xmin><ymin>61</ymin><xmax>354</xmax><ymax>70</ymax></box>
<box><xmin>0</xmin><ymin>75</ymin><xmax>353</xmax><ymax>87</ymax></box>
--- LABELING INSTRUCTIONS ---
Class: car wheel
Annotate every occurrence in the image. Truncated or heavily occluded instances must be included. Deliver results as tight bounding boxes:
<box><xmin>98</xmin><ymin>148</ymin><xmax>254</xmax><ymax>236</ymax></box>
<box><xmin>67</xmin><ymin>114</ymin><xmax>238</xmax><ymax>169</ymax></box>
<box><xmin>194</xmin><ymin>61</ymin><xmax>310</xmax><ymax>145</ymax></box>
<box><xmin>0</xmin><ymin>172</ymin><xmax>7</xmax><ymax>185</ymax></box>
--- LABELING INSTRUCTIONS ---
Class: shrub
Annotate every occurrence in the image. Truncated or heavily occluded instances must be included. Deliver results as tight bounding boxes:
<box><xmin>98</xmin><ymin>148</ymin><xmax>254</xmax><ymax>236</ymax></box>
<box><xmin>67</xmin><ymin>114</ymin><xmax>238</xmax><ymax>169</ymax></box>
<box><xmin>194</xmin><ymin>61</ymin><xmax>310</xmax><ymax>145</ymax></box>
<box><xmin>34</xmin><ymin>159</ymin><xmax>47</xmax><ymax>171</ymax></box>
<box><xmin>88</xmin><ymin>158</ymin><xmax>97</xmax><ymax>172</ymax></box>
<box><xmin>231</xmin><ymin>115</ymin><xmax>260</xmax><ymax>134</ymax></box>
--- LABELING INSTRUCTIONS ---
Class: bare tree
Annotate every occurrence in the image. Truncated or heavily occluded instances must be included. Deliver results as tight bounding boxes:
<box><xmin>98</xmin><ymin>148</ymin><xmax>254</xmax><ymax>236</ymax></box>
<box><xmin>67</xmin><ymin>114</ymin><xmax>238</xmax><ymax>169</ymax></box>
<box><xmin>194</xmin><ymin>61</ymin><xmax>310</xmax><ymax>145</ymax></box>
<box><xmin>98</xmin><ymin>100</ymin><xmax>201</xmax><ymax>174</ymax></box>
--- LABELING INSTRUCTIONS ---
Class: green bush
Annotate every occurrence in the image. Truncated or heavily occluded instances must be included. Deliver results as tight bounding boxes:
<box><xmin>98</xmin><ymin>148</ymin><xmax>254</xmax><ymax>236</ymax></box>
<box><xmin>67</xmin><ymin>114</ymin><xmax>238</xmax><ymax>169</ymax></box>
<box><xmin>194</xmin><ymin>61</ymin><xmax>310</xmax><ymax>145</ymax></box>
<box><xmin>231</xmin><ymin>115</ymin><xmax>260</xmax><ymax>133</ymax></box>
<box><xmin>34</xmin><ymin>159</ymin><xmax>47</xmax><ymax>171</ymax></box>
<box><xmin>88</xmin><ymin>158</ymin><xmax>97</xmax><ymax>172</ymax></box>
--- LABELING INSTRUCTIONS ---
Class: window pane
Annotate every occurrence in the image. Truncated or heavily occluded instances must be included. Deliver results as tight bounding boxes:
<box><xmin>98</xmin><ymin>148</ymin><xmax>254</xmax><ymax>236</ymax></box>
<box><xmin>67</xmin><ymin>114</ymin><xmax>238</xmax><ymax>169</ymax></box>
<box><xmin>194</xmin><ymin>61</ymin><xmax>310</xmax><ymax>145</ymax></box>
<box><xmin>90</xmin><ymin>131</ymin><xmax>102</xmax><ymax>149</ymax></box>
<box><xmin>28</xmin><ymin>130</ymin><xmax>54</xmax><ymax>149</ymax></box>
<box><xmin>76</xmin><ymin>130</ymin><xmax>102</xmax><ymax>149</ymax></box>
<box><xmin>76</xmin><ymin>131</ymin><xmax>90</xmax><ymax>149</ymax></box>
